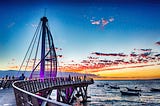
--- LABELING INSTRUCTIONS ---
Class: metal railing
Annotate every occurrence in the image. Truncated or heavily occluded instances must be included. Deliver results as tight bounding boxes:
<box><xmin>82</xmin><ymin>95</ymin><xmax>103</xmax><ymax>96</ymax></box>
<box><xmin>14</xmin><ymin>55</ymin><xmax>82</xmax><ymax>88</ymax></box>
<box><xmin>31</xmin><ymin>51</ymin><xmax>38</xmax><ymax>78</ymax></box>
<box><xmin>12</xmin><ymin>76</ymin><xmax>94</xmax><ymax>106</ymax></box>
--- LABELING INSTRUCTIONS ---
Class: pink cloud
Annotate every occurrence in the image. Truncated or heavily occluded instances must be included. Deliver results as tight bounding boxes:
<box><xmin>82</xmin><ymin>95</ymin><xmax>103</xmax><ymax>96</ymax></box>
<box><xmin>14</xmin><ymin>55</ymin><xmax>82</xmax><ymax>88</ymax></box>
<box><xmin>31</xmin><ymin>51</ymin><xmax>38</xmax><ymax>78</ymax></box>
<box><xmin>102</xmin><ymin>18</ymin><xmax>109</xmax><ymax>26</ymax></box>
<box><xmin>91</xmin><ymin>20</ymin><xmax>101</xmax><ymax>25</ymax></box>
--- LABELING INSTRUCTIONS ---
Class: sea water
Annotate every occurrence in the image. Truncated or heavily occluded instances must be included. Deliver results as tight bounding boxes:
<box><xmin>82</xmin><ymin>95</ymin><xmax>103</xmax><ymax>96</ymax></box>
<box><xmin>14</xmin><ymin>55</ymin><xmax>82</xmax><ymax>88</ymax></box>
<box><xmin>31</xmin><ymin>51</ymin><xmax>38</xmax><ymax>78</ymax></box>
<box><xmin>86</xmin><ymin>80</ymin><xmax>160</xmax><ymax>106</ymax></box>
<box><xmin>1</xmin><ymin>80</ymin><xmax>160</xmax><ymax>106</ymax></box>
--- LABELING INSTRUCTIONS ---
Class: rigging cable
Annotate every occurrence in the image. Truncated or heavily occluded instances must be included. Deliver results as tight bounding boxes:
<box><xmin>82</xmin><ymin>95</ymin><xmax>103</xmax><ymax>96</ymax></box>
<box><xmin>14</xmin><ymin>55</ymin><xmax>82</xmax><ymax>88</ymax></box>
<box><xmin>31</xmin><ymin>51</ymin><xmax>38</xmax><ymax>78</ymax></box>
<box><xmin>17</xmin><ymin>21</ymin><xmax>41</xmax><ymax>77</ymax></box>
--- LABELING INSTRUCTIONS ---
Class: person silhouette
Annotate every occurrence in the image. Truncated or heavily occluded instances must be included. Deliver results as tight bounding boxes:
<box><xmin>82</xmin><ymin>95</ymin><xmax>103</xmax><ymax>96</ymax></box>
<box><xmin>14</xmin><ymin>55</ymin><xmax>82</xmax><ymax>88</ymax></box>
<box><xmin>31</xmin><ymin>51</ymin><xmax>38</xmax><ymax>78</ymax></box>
<box><xmin>19</xmin><ymin>73</ymin><xmax>25</xmax><ymax>80</ymax></box>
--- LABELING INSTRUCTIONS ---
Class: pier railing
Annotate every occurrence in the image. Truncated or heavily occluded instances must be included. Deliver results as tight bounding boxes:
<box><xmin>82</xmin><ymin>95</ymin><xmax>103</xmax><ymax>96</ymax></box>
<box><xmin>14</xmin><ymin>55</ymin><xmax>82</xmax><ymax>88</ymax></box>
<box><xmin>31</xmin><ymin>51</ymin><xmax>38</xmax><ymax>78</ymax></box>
<box><xmin>0</xmin><ymin>79</ymin><xmax>18</xmax><ymax>88</ymax></box>
<box><xmin>12</xmin><ymin>76</ymin><xmax>94</xmax><ymax>106</ymax></box>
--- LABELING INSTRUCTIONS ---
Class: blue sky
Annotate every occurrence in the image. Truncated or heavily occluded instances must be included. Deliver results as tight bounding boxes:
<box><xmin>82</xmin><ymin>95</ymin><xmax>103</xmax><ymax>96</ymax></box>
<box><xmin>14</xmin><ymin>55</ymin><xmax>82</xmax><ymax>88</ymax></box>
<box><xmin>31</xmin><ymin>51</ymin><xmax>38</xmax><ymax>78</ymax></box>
<box><xmin>0</xmin><ymin>0</ymin><xmax>160</xmax><ymax>70</ymax></box>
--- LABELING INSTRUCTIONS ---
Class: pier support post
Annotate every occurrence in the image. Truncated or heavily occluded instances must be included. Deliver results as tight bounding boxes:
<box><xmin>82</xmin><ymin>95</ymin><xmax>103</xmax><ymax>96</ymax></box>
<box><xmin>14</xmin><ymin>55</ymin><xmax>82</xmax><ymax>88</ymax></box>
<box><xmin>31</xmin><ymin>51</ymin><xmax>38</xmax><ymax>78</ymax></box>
<box><xmin>56</xmin><ymin>85</ymin><xmax>89</xmax><ymax>104</ymax></box>
<box><xmin>57</xmin><ymin>89</ymin><xmax>61</xmax><ymax>102</ymax></box>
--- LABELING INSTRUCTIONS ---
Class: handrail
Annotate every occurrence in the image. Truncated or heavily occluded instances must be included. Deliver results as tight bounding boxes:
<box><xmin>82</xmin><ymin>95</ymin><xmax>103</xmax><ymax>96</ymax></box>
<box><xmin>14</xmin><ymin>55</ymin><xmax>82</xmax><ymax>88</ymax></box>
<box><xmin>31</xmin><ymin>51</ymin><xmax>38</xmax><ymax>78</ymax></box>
<box><xmin>12</xmin><ymin>76</ymin><xmax>94</xmax><ymax>106</ymax></box>
<box><xmin>12</xmin><ymin>80</ymin><xmax>70</xmax><ymax>106</ymax></box>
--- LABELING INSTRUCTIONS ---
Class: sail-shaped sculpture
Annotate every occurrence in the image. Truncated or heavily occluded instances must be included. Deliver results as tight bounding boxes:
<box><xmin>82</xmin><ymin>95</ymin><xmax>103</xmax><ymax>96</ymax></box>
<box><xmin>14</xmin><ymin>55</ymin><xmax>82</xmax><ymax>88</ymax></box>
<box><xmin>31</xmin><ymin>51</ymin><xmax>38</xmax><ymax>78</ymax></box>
<box><xmin>18</xmin><ymin>16</ymin><xmax>57</xmax><ymax>79</ymax></box>
<box><xmin>38</xmin><ymin>16</ymin><xmax>57</xmax><ymax>79</ymax></box>
<box><xmin>15</xmin><ymin>16</ymin><xmax>94</xmax><ymax>105</ymax></box>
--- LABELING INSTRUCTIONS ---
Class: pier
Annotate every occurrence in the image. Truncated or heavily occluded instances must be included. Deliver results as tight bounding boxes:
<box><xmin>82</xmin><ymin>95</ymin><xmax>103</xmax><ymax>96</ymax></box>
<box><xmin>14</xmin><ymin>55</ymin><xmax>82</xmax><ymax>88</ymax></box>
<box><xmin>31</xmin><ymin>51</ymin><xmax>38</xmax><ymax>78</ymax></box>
<box><xmin>12</xmin><ymin>76</ymin><xmax>93</xmax><ymax>105</ymax></box>
<box><xmin>8</xmin><ymin>16</ymin><xmax>94</xmax><ymax>106</ymax></box>
<box><xmin>0</xmin><ymin>79</ymin><xmax>17</xmax><ymax>89</ymax></box>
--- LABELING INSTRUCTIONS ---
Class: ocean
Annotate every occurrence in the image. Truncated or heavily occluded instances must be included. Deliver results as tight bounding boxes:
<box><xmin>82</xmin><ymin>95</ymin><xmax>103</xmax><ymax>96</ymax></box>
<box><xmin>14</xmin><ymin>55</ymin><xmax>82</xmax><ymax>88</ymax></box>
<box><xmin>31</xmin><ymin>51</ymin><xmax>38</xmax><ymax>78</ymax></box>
<box><xmin>1</xmin><ymin>80</ymin><xmax>160</xmax><ymax>106</ymax></box>
<box><xmin>86</xmin><ymin>80</ymin><xmax>160</xmax><ymax>106</ymax></box>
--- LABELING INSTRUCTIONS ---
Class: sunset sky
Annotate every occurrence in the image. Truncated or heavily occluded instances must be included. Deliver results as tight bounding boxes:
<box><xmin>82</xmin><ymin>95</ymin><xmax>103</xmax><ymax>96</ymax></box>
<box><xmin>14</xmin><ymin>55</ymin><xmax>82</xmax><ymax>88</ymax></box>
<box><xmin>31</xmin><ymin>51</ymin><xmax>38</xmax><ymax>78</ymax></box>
<box><xmin>0</xmin><ymin>0</ymin><xmax>160</xmax><ymax>80</ymax></box>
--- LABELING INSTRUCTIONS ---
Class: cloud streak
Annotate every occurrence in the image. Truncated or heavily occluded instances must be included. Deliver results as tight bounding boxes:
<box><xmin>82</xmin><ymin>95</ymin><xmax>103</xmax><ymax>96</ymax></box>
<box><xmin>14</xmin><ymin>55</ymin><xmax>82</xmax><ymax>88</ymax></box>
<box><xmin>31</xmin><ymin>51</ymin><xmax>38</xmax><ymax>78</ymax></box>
<box><xmin>7</xmin><ymin>22</ymin><xmax>15</xmax><ymax>28</ymax></box>
<box><xmin>92</xmin><ymin>52</ymin><xmax>127</xmax><ymax>57</ymax></box>
<box><xmin>155</xmin><ymin>41</ymin><xmax>160</xmax><ymax>45</ymax></box>
<box><xmin>90</xmin><ymin>17</ymin><xmax>114</xmax><ymax>28</ymax></box>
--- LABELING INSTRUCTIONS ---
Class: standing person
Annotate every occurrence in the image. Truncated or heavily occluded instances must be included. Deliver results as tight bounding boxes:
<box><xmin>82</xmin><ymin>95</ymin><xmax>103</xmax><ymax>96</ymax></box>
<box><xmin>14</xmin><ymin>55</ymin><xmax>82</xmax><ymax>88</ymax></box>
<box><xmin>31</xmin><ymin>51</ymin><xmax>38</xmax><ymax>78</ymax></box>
<box><xmin>5</xmin><ymin>75</ymin><xmax>8</xmax><ymax>80</ymax></box>
<box><xmin>68</xmin><ymin>74</ymin><xmax>71</xmax><ymax>81</ymax></box>
<box><xmin>19</xmin><ymin>73</ymin><xmax>25</xmax><ymax>80</ymax></box>
<box><xmin>12</xmin><ymin>75</ymin><xmax>15</xmax><ymax>80</ymax></box>
<box><xmin>84</xmin><ymin>75</ymin><xmax>86</xmax><ymax>81</ymax></box>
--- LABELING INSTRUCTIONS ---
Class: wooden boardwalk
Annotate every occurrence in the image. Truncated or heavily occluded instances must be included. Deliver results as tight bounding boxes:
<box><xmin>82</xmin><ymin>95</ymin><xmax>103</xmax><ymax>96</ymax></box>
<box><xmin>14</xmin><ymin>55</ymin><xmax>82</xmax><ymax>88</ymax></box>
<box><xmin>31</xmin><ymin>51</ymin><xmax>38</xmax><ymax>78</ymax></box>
<box><xmin>13</xmin><ymin>76</ymin><xmax>94</xmax><ymax>106</ymax></box>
